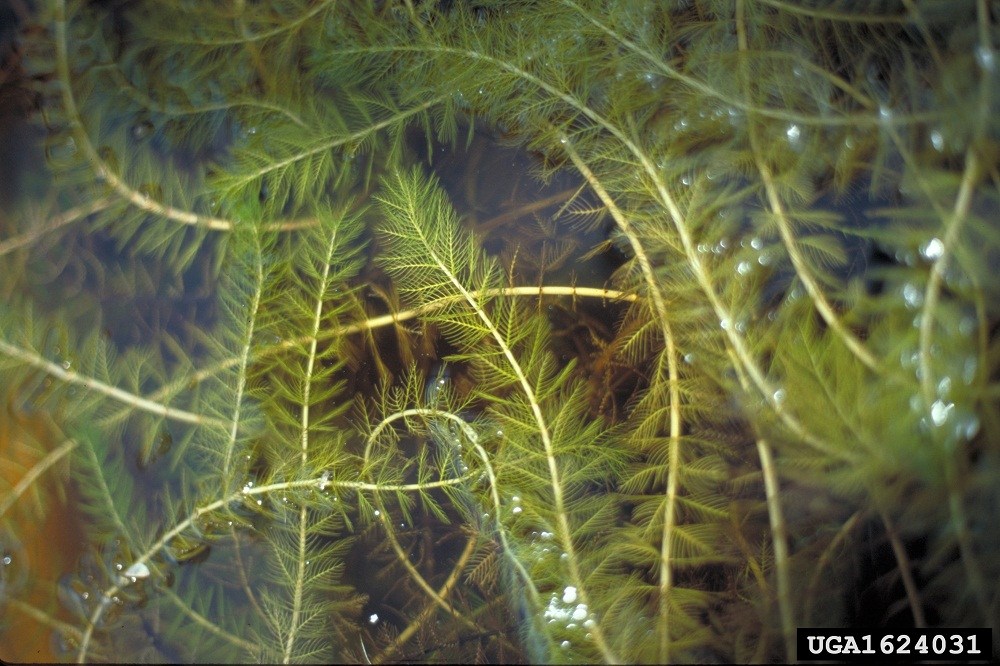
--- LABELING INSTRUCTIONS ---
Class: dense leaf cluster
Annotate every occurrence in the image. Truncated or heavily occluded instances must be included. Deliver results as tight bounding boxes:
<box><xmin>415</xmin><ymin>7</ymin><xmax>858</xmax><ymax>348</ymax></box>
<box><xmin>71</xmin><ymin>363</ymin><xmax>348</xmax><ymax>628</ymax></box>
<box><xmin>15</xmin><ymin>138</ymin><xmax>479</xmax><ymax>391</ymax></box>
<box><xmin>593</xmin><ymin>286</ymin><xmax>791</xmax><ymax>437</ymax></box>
<box><xmin>0</xmin><ymin>0</ymin><xmax>998</xmax><ymax>663</ymax></box>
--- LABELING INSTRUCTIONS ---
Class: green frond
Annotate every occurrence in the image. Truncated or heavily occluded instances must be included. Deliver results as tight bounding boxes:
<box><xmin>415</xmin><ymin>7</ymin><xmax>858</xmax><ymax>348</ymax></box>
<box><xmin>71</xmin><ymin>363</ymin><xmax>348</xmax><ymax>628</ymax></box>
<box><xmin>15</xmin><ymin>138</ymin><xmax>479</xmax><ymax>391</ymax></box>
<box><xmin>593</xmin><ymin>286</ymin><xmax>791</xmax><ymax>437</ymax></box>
<box><xmin>3</xmin><ymin>0</ymin><xmax>999</xmax><ymax>662</ymax></box>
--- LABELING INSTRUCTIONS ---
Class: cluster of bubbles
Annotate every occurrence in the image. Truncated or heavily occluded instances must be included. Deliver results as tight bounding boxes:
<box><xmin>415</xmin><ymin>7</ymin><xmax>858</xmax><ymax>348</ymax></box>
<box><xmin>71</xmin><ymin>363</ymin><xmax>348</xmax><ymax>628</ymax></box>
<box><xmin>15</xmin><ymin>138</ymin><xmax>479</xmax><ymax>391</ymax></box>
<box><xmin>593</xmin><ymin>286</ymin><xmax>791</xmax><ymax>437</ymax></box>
<box><xmin>56</xmin><ymin>548</ymin><xmax>134</xmax><ymax>629</ymax></box>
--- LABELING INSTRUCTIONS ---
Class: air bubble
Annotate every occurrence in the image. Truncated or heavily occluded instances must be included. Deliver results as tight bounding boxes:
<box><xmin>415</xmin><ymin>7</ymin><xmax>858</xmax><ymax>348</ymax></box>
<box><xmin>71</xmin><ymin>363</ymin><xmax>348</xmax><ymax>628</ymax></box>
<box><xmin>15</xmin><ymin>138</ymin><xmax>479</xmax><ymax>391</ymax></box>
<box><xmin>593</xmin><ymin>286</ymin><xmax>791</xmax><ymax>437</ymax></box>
<box><xmin>785</xmin><ymin>123</ymin><xmax>801</xmax><ymax>144</ymax></box>
<box><xmin>976</xmin><ymin>46</ymin><xmax>995</xmax><ymax>72</ymax></box>
<box><xmin>57</xmin><ymin>572</ymin><xmax>94</xmax><ymax>620</ymax></box>
<box><xmin>901</xmin><ymin>283</ymin><xmax>923</xmax><ymax>309</ymax></box>
<box><xmin>956</xmin><ymin>314</ymin><xmax>976</xmax><ymax>337</ymax></box>
<box><xmin>773</xmin><ymin>388</ymin><xmax>786</xmax><ymax>405</ymax></box>
<box><xmin>736</xmin><ymin>261</ymin><xmax>752</xmax><ymax>275</ymax></box>
<box><xmin>138</xmin><ymin>182</ymin><xmax>162</xmax><ymax>201</ymax></box>
<box><xmin>45</xmin><ymin>137</ymin><xmax>77</xmax><ymax>163</ymax></box>
<box><xmin>131</xmin><ymin>120</ymin><xmax>154</xmax><ymax>141</ymax></box>
<box><xmin>563</xmin><ymin>586</ymin><xmax>578</xmax><ymax>604</ymax></box>
<box><xmin>641</xmin><ymin>71</ymin><xmax>662</xmax><ymax>90</ymax></box>
<box><xmin>960</xmin><ymin>414</ymin><xmax>980</xmax><ymax>440</ymax></box>
<box><xmin>920</xmin><ymin>238</ymin><xmax>944</xmax><ymax>261</ymax></box>
<box><xmin>121</xmin><ymin>561</ymin><xmax>150</xmax><ymax>583</ymax></box>
<box><xmin>930</xmin><ymin>400</ymin><xmax>953</xmax><ymax>427</ymax></box>
<box><xmin>963</xmin><ymin>356</ymin><xmax>978</xmax><ymax>385</ymax></box>
<box><xmin>929</xmin><ymin>130</ymin><xmax>944</xmax><ymax>152</ymax></box>
<box><xmin>0</xmin><ymin>535</ymin><xmax>26</xmax><ymax>597</ymax></box>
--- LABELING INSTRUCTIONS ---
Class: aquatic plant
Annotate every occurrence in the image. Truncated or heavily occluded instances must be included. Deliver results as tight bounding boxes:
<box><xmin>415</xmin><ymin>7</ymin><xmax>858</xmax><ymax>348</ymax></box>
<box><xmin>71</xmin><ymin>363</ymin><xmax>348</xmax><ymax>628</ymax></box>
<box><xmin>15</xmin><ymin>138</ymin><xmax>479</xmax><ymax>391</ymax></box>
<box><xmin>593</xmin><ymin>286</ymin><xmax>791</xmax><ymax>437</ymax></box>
<box><xmin>1</xmin><ymin>0</ymin><xmax>998</xmax><ymax>662</ymax></box>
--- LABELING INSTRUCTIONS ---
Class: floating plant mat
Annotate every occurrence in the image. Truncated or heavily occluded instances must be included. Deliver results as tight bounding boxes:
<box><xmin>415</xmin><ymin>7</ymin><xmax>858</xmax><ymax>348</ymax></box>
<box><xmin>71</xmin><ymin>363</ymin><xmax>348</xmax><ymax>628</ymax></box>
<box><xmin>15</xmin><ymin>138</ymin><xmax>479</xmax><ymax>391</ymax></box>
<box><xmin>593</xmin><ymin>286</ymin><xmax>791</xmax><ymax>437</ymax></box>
<box><xmin>0</xmin><ymin>0</ymin><xmax>998</xmax><ymax>663</ymax></box>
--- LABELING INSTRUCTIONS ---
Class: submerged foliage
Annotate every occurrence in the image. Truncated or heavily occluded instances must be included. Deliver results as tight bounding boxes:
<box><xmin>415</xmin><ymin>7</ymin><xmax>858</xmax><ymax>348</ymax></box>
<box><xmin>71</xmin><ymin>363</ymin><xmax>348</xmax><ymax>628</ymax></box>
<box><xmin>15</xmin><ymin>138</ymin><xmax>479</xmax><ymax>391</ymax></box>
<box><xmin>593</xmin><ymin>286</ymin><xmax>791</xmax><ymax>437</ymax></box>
<box><xmin>1</xmin><ymin>0</ymin><xmax>999</xmax><ymax>662</ymax></box>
